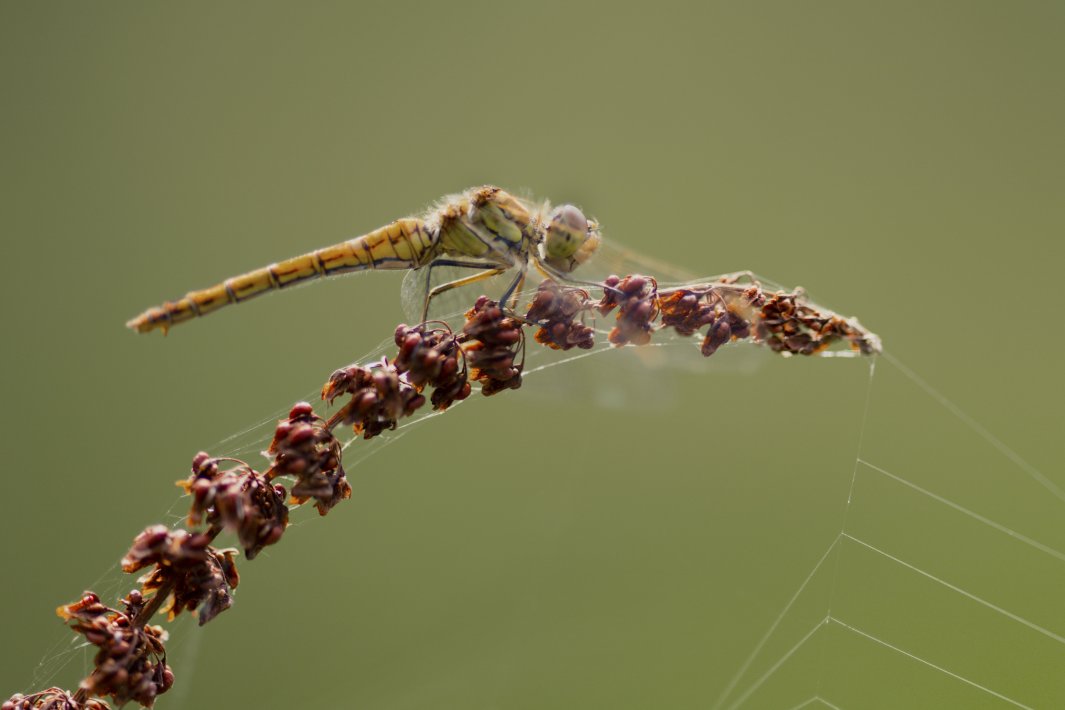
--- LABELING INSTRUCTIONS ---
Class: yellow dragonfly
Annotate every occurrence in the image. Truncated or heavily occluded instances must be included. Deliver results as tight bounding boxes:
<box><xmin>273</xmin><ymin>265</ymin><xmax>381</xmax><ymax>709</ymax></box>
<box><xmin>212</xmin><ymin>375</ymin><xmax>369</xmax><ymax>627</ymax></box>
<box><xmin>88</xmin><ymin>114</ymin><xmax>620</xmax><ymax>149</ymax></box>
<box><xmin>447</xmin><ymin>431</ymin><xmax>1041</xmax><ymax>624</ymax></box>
<box><xmin>126</xmin><ymin>184</ymin><xmax>879</xmax><ymax>360</ymax></box>
<box><xmin>127</xmin><ymin>185</ymin><xmax>610</xmax><ymax>334</ymax></box>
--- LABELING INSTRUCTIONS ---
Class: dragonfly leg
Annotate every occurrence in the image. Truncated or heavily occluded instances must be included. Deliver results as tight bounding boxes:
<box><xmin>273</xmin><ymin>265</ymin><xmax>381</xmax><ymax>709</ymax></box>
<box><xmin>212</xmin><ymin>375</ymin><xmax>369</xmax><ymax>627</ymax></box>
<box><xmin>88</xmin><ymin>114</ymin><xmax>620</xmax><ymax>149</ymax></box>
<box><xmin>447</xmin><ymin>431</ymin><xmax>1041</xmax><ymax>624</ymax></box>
<box><xmin>423</xmin><ymin>266</ymin><xmax>506</xmax><ymax>321</ymax></box>
<box><xmin>499</xmin><ymin>261</ymin><xmax>528</xmax><ymax>311</ymax></box>
<box><xmin>419</xmin><ymin>258</ymin><xmax>508</xmax><ymax>320</ymax></box>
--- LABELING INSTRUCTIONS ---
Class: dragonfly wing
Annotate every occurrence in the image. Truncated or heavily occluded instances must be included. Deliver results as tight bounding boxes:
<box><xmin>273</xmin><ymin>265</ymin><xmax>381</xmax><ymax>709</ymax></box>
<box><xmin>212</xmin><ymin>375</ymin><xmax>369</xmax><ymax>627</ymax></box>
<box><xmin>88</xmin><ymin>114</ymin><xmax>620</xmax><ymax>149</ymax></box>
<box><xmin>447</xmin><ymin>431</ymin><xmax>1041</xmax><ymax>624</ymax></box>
<box><xmin>400</xmin><ymin>262</ymin><xmax>525</xmax><ymax>326</ymax></box>
<box><xmin>574</xmin><ymin>237</ymin><xmax>710</xmax><ymax>286</ymax></box>
<box><xmin>573</xmin><ymin>237</ymin><xmax>792</xmax><ymax>294</ymax></box>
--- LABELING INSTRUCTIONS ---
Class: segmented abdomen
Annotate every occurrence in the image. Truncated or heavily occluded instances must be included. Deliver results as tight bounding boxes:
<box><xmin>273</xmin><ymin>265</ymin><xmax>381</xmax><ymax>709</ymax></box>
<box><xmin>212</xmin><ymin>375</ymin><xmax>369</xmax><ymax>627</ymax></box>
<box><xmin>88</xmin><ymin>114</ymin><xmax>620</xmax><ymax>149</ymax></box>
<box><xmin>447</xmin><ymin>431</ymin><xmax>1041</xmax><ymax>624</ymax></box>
<box><xmin>127</xmin><ymin>218</ymin><xmax>435</xmax><ymax>334</ymax></box>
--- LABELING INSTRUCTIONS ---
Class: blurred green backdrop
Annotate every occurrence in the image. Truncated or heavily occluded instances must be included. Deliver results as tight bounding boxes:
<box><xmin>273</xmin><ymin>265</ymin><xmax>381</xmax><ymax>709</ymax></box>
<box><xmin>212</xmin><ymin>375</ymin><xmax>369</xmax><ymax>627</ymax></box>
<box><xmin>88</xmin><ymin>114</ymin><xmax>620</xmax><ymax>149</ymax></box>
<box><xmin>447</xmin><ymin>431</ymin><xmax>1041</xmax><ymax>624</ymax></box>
<box><xmin>2</xmin><ymin>2</ymin><xmax>1062</xmax><ymax>708</ymax></box>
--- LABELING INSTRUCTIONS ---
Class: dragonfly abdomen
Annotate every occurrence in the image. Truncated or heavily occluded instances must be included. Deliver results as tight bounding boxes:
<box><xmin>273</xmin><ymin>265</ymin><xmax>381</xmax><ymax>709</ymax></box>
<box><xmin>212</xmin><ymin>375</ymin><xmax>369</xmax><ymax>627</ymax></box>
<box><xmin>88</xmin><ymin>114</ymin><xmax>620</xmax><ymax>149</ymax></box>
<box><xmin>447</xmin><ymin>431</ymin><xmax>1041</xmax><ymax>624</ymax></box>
<box><xmin>127</xmin><ymin>218</ymin><xmax>437</xmax><ymax>334</ymax></box>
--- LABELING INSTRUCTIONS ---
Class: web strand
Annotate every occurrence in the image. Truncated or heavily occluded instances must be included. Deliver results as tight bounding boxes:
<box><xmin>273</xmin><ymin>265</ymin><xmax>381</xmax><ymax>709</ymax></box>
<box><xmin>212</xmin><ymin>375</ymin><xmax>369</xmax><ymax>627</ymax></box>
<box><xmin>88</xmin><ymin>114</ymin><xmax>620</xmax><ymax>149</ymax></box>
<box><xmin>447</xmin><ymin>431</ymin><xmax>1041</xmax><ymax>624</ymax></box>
<box><xmin>783</xmin><ymin>698</ymin><xmax>820</xmax><ymax>710</ymax></box>
<box><xmin>883</xmin><ymin>352</ymin><xmax>1065</xmax><ymax>506</ymax></box>
<box><xmin>857</xmin><ymin>458</ymin><xmax>1065</xmax><ymax>565</ymax></box>
<box><xmin>841</xmin><ymin>533</ymin><xmax>1065</xmax><ymax>646</ymax></box>
<box><xmin>827</xmin><ymin>617</ymin><xmax>1033</xmax><ymax>710</ymax></box>
<box><xmin>722</xmin><ymin>617</ymin><xmax>829</xmax><ymax>710</ymax></box>
<box><xmin>783</xmin><ymin>695</ymin><xmax>846</xmax><ymax>710</ymax></box>
<box><xmin>784</xmin><ymin>698</ymin><xmax>846</xmax><ymax>710</ymax></box>
<box><xmin>708</xmin><ymin>452</ymin><xmax>1065</xmax><ymax>709</ymax></box>
<box><xmin>711</xmin><ymin>537</ymin><xmax>840</xmax><ymax>710</ymax></box>
<box><xmin>814</xmin><ymin>358</ymin><xmax>877</xmax><ymax>695</ymax></box>
<box><xmin>715</xmin><ymin>351</ymin><xmax>1060</xmax><ymax>708</ymax></box>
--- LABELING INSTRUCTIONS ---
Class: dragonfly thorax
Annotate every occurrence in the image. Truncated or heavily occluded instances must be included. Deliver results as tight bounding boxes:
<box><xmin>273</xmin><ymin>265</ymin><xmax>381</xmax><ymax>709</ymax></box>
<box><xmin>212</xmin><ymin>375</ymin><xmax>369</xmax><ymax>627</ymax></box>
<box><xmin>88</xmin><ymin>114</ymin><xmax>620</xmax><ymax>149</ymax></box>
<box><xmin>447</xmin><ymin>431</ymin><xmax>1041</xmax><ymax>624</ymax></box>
<box><xmin>431</xmin><ymin>187</ymin><xmax>534</xmax><ymax>263</ymax></box>
<box><xmin>468</xmin><ymin>187</ymin><xmax>532</xmax><ymax>249</ymax></box>
<box><xmin>540</xmin><ymin>204</ymin><xmax>601</xmax><ymax>273</ymax></box>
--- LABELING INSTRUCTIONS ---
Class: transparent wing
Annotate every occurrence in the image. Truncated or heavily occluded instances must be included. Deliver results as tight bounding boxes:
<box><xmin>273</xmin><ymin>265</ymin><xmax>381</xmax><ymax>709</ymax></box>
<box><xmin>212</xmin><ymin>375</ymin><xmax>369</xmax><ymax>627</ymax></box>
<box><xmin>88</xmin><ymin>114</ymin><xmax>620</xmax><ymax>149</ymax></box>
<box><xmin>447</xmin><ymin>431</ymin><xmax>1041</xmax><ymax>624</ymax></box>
<box><xmin>518</xmin><ymin>318</ymin><xmax>775</xmax><ymax>412</ymax></box>
<box><xmin>568</xmin><ymin>236</ymin><xmax>791</xmax><ymax>292</ymax></box>
<box><xmin>576</xmin><ymin>236</ymin><xmax>702</xmax><ymax>285</ymax></box>
<box><xmin>400</xmin><ymin>263</ymin><xmax>524</xmax><ymax>326</ymax></box>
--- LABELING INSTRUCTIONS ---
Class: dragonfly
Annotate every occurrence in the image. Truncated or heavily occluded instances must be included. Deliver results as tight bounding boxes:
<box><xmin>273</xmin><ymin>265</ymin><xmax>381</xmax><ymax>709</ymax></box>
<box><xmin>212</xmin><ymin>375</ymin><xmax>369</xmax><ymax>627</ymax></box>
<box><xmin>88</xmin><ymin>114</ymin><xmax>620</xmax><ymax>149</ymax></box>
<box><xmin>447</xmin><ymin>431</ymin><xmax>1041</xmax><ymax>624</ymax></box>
<box><xmin>126</xmin><ymin>184</ymin><xmax>880</xmax><ymax>361</ymax></box>
<box><xmin>127</xmin><ymin>185</ymin><xmax>622</xmax><ymax>334</ymax></box>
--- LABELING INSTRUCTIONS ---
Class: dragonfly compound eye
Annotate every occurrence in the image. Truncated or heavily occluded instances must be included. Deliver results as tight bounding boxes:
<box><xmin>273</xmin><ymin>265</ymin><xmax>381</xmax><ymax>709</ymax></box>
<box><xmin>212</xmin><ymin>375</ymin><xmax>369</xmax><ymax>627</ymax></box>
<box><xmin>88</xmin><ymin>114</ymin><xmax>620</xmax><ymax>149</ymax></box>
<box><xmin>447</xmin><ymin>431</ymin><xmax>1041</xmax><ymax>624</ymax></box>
<box><xmin>542</xmin><ymin>204</ymin><xmax>600</xmax><ymax>273</ymax></box>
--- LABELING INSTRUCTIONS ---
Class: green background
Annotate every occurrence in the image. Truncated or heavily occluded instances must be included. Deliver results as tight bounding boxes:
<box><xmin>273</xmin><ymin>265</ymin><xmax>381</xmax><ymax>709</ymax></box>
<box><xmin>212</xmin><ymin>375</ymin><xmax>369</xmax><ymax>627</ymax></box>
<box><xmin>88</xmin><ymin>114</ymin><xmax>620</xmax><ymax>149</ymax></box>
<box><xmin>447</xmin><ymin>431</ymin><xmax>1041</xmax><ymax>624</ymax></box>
<box><xmin>2</xmin><ymin>2</ymin><xmax>1062</xmax><ymax>708</ymax></box>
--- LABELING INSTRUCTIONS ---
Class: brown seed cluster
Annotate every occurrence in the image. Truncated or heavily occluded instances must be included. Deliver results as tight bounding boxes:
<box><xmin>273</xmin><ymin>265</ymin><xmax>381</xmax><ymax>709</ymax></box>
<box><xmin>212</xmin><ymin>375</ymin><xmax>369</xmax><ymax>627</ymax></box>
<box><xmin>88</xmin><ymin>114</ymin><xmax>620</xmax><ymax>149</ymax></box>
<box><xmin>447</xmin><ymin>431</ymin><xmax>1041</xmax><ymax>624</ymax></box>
<box><xmin>586</xmin><ymin>275</ymin><xmax>878</xmax><ymax>358</ymax></box>
<box><xmin>56</xmin><ymin>592</ymin><xmax>173</xmax><ymax>708</ymax></box>
<box><xmin>657</xmin><ymin>287</ymin><xmax>755</xmax><ymax>356</ymax></box>
<box><xmin>121</xmin><ymin>526</ymin><xmax>239</xmax><ymax>626</ymax></box>
<box><xmin>756</xmin><ymin>291</ymin><xmax>879</xmax><ymax>355</ymax></box>
<box><xmin>657</xmin><ymin>290</ymin><xmax>717</xmax><ymax>337</ymax></box>
<box><xmin>462</xmin><ymin>296</ymin><xmax>524</xmax><ymax>395</ymax></box>
<box><xmin>597</xmin><ymin>275</ymin><xmax>659</xmax><ymax>346</ymax></box>
<box><xmin>525</xmin><ymin>280</ymin><xmax>595</xmax><ymax>351</ymax></box>
<box><xmin>268</xmin><ymin>403</ymin><xmax>351</xmax><ymax>515</ymax></box>
<box><xmin>3</xmin><ymin>689</ymin><xmax>110</xmax><ymax>710</ymax></box>
<box><xmin>180</xmin><ymin>453</ymin><xmax>289</xmax><ymax>560</ymax></box>
<box><xmin>393</xmin><ymin>324</ymin><xmax>471</xmax><ymax>410</ymax></box>
<box><xmin>322</xmin><ymin>360</ymin><xmax>425</xmax><ymax>439</ymax></box>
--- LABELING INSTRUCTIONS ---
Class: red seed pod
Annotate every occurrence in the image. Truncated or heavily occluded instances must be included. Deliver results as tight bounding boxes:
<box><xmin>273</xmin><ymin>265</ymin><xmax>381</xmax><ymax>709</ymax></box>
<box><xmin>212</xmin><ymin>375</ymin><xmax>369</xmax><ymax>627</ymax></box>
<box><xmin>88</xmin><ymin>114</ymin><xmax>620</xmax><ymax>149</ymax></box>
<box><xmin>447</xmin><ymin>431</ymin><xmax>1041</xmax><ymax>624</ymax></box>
<box><xmin>659</xmin><ymin>290</ymin><xmax>713</xmax><ymax>337</ymax></box>
<box><xmin>322</xmin><ymin>360</ymin><xmax>426</xmax><ymax>438</ymax></box>
<box><xmin>430</xmin><ymin>376</ymin><xmax>472</xmax><ymax>409</ymax></box>
<box><xmin>749</xmin><ymin>290</ymin><xmax>883</xmax><ymax>356</ymax></box>
<box><xmin>597</xmin><ymin>274</ymin><xmax>658</xmax><ymax>347</ymax></box>
<box><xmin>785</xmin><ymin>333</ymin><xmax>817</xmax><ymax>355</ymax></box>
<box><xmin>178</xmin><ymin>455</ymin><xmax>289</xmax><ymax>559</ymax></box>
<box><xmin>270</xmin><ymin>404</ymin><xmax>352</xmax><ymax>515</ymax></box>
<box><xmin>56</xmin><ymin>592</ymin><xmax>109</xmax><ymax>624</ymax></box>
<box><xmin>55</xmin><ymin>593</ymin><xmax>172</xmax><ymax>708</ymax></box>
<box><xmin>726</xmin><ymin>311</ymin><xmax>751</xmax><ymax>340</ymax></box>
<box><xmin>321</xmin><ymin>365</ymin><xmax>370</xmax><ymax>405</ymax></box>
<box><xmin>3</xmin><ymin>688</ymin><xmax>110</xmax><ymax>710</ymax></box>
<box><xmin>700</xmin><ymin>317</ymin><xmax>733</xmax><ymax>357</ymax></box>
<box><xmin>120</xmin><ymin>526</ymin><xmax>239</xmax><ymax>626</ymax></box>
<box><xmin>392</xmin><ymin>324</ymin><xmax>465</xmax><ymax>393</ymax></box>
<box><xmin>525</xmin><ymin>280</ymin><xmax>596</xmax><ymax>350</ymax></box>
<box><xmin>461</xmin><ymin>298</ymin><xmax>524</xmax><ymax>395</ymax></box>
<box><xmin>287</xmin><ymin>401</ymin><xmax>315</xmax><ymax>419</ymax></box>
<box><xmin>190</xmin><ymin>451</ymin><xmax>212</xmax><ymax>475</ymax></box>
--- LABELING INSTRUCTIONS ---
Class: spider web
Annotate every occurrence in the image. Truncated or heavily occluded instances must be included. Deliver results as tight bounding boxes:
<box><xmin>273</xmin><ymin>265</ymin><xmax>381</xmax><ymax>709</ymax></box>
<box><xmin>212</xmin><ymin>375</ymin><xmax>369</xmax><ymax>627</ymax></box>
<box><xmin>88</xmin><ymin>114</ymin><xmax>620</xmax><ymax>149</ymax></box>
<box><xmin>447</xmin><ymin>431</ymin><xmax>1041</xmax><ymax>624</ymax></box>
<box><xmin>15</xmin><ymin>298</ymin><xmax>1062</xmax><ymax>709</ymax></box>
<box><xmin>710</xmin><ymin>351</ymin><xmax>1065</xmax><ymax>710</ymax></box>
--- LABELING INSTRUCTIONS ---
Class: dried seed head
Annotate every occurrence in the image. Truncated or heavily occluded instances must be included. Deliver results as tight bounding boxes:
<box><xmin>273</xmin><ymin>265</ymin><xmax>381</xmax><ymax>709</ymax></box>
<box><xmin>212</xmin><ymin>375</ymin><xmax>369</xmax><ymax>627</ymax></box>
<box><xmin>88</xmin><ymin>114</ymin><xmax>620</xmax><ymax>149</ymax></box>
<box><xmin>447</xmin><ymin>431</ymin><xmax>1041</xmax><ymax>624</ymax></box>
<box><xmin>525</xmin><ymin>280</ymin><xmax>596</xmax><ymax>351</ymax></box>
<box><xmin>322</xmin><ymin>360</ymin><xmax>425</xmax><ymax>438</ymax></box>
<box><xmin>3</xmin><ymin>688</ymin><xmax>110</xmax><ymax>710</ymax></box>
<box><xmin>178</xmin><ymin>455</ymin><xmax>288</xmax><ymax>560</ymax></box>
<box><xmin>393</xmin><ymin>324</ymin><xmax>471</xmax><ymax>410</ymax></box>
<box><xmin>753</xmin><ymin>292</ymin><xmax>880</xmax><ymax>356</ymax></box>
<box><xmin>597</xmin><ymin>275</ymin><xmax>658</xmax><ymax>346</ymax></box>
<box><xmin>658</xmin><ymin>290</ymin><xmax>716</xmax><ymax>337</ymax></box>
<box><xmin>430</xmin><ymin>373</ymin><xmax>473</xmax><ymax>411</ymax></box>
<box><xmin>461</xmin><ymin>297</ymin><xmax>524</xmax><ymax>396</ymax></box>
<box><xmin>701</xmin><ymin>317</ymin><xmax>733</xmax><ymax>357</ymax></box>
<box><xmin>267</xmin><ymin>404</ymin><xmax>351</xmax><ymax>516</ymax></box>
<box><xmin>121</xmin><ymin>526</ymin><xmax>238</xmax><ymax>626</ymax></box>
<box><xmin>654</xmin><ymin>279</ymin><xmax>880</xmax><ymax>358</ymax></box>
<box><xmin>56</xmin><ymin>593</ymin><xmax>172</xmax><ymax>708</ymax></box>
<box><xmin>726</xmin><ymin>310</ymin><xmax>751</xmax><ymax>341</ymax></box>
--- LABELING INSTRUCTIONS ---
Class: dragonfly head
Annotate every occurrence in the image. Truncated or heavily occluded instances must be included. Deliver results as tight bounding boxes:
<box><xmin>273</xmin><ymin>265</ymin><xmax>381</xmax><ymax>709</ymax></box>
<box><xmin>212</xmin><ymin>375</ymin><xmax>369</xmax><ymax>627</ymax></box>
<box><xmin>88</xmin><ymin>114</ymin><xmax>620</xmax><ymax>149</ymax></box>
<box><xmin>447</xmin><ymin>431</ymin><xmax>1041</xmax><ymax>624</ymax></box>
<box><xmin>540</xmin><ymin>204</ymin><xmax>601</xmax><ymax>273</ymax></box>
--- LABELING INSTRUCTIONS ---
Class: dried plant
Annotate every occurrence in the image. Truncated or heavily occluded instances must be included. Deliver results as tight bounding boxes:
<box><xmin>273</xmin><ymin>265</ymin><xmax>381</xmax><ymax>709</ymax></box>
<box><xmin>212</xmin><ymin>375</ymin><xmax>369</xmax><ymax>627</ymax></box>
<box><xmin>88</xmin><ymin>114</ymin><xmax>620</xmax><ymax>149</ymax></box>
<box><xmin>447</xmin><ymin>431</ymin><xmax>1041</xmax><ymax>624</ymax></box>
<box><xmin>6</xmin><ymin>274</ymin><xmax>878</xmax><ymax>709</ymax></box>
